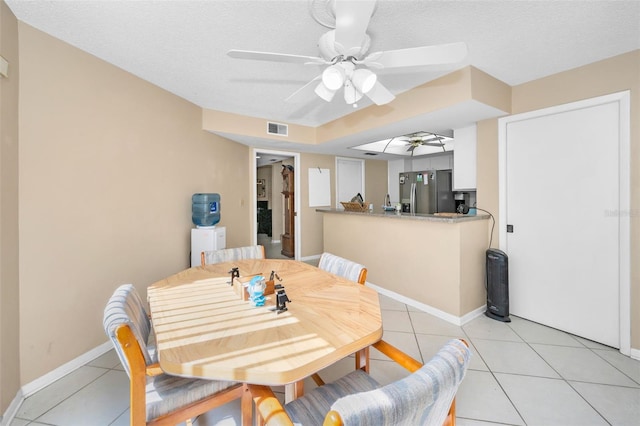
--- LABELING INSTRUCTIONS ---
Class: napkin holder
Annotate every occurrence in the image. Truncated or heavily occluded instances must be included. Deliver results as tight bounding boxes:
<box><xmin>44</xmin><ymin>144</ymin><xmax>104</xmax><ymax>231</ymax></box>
<box><xmin>233</xmin><ymin>276</ymin><xmax>275</xmax><ymax>301</ymax></box>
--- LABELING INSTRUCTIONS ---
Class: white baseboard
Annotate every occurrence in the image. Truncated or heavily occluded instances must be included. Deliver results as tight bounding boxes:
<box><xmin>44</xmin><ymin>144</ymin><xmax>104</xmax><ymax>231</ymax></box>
<box><xmin>2</xmin><ymin>341</ymin><xmax>112</xmax><ymax>425</ymax></box>
<box><xmin>22</xmin><ymin>341</ymin><xmax>112</xmax><ymax>397</ymax></box>
<box><xmin>0</xmin><ymin>389</ymin><xmax>24</xmax><ymax>426</ymax></box>
<box><xmin>367</xmin><ymin>282</ymin><xmax>640</xmax><ymax>359</ymax></box>
<box><xmin>459</xmin><ymin>306</ymin><xmax>487</xmax><ymax>325</ymax></box>
<box><xmin>299</xmin><ymin>254</ymin><xmax>321</xmax><ymax>262</ymax></box>
<box><xmin>366</xmin><ymin>281</ymin><xmax>484</xmax><ymax>326</ymax></box>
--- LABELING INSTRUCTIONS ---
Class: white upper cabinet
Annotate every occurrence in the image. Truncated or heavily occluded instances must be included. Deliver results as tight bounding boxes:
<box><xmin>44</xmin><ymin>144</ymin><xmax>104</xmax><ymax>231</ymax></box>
<box><xmin>429</xmin><ymin>153</ymin><xmax>453</xmax><ymax>170</ymax></box>
<box><xmin>453</xmin><ymin>124</ymin><xmax>477</xmax><ymax>190</ymax></box>
<box><xmin>411</xmin><ymin>152</ymin><xmax>452</xmax><ymax>171</ymax></box>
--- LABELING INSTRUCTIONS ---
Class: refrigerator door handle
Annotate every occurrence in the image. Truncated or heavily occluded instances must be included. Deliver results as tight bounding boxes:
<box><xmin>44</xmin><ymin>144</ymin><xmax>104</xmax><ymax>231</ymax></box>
<box><xmin>410</xmin><ymin>183</ymin><xmax>416</xmax><ymax>214</ymax></box>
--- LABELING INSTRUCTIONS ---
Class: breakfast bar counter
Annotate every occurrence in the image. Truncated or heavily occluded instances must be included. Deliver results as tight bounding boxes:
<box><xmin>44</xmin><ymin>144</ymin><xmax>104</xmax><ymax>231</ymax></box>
<box><xmin>317</xmin><ymin>208</ymin><xmax>490</xmax><ymax>323</ymax></box>
<box><xmin>316</xmin><ymin>208</ymin><xmax>489</xmax><ymax>223</ymax></box>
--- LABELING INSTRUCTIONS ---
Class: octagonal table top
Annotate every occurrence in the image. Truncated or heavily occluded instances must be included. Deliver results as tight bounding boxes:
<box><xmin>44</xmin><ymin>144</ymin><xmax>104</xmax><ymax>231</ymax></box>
<box><xmin>147</xmin><ymin>259</ymin><xmax>382</xmax><ymax>385</ymax></box>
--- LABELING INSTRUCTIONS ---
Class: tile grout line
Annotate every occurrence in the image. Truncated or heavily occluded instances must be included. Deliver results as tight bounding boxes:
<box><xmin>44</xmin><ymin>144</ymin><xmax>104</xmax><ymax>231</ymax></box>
<box><xmin>29</xmin><ymin>366</ymin><xmax>116</xmax><ymax>426</ymax></box>
<box><xmin>107</xmin><ymin>407</ymin><xmax>129</xmax><ymax>426</ymax></box>
<box><xmin>462</xmin><ymin>323</ymin><xmax>527</xmax><ymax>426</ymax></box>
<box><xmin>391</xmin><ymin>301</ymin><xmax>527</xmax><ymax>425</ymax></box>
<box><xmin>588</xmin><ymin>346</ymin><xmax>640</xmax><ymax>387</ymax></box>
<box><xmin>523</xmin><ymin>339</ymin><xmax>639</xmax><ymax>388</ymax></box>
<box><xmin>505</xmin><ymin>320</ymin><xmax>568</xmax><ymax>380</ymax></box>
<box><xmin>455</xmin><ymin>416</ymin><xmax>522</xmax><ymax>426</ymax></box>
<box><xmin>505</xmin><ymin>322</ymin><xmax>612</xmax><ymax>426</ymax></box>
<box><xmin>404</xmin><ymin>304</ymin><xmax>426</xmax><ymax>364</ymax></box>
<box><xmin>563</xmin><ymin>380</ymin><xmax>614</xmax><ymax>426</ymax></box>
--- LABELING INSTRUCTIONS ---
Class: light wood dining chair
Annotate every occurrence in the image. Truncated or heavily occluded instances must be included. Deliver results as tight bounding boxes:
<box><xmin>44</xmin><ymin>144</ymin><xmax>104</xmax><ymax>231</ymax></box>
<box><xmin>314</xmin><ymin>252</ymin><xmax>369</xmax><ymax>386</ymax></box>
<box><xmin>318</xmin><ymin>252</ymin><xmax>367</xmax><ymax>284</ymax></box>
<box><xmin>103</xmin><ymin>284</ymin><xmax>244</xmax><ymax>426</ymax></box>
<box><xmin>201</xmin><ymin>245</ymin><xmax>266</xmax><ymax>266</ymax></box>
<box><xmin>249</xmin><ymin>339</ymin><xmax>471</xmax><ymax>426</ymax></box>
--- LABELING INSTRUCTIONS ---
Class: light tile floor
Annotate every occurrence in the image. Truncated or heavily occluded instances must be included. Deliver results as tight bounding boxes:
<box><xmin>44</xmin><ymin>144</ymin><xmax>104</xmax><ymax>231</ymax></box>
<box><xmin>9</xmin><ymin>263</ymin><xmax>639</xmax><ymax>425</ymax></box>
<box><xmin>257</xmin><ymin>233</ymin><xmax>290</xmax><ymax>260</ymax></box>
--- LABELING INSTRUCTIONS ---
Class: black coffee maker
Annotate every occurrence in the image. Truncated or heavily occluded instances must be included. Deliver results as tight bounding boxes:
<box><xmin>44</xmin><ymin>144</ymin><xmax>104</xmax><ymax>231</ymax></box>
<box><xmin>454</xmin><ymin>192</ymin><xmax>469</xmax><ymax>213</ymax></box>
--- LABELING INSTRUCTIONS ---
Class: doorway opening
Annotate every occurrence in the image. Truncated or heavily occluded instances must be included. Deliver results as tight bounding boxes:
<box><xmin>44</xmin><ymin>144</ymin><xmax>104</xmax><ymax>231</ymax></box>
<box><xmin>336</xmin><ymin>157</ymin><xmax>365</xmax><ymax>209</ymax></box>
<box><xmin>252</xmin><ymin>149</ymin><xmax>300</xmax><ymax>260</ymax></box>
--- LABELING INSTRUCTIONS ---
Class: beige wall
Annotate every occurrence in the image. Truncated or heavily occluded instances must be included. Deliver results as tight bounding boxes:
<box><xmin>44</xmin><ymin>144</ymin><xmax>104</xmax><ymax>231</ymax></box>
<box><xmin>323</xmin><ymin>213</ymin><xmax>488</xmax><ymax>317</ymax></box>
<box><xmin>476</xmin><ymin>50</ymin><xmax>640</xmax><ymax>349</ymax></box>
<box><xmin>299</xmin><ymin>153</ymin><xmax>336</xmax><ymax>257</ymax></box>
<box><xmin>202</xmin><ymin>66</ymin><xmax>511</xmax><ymax>148</ymax></box>
<box><xmin>17</xmin><ymin>23</ymin><xmax>252</xmax><ymax>384</ymax></box>
<box><xmin>475</xmin><ymin>118</ymin><xmax>500</xmax><ymax>247</ymax></box>
<box><xmin>316</xmin><ymin>66</ymin><xmax>512</xmax><ymax>143</ymax></box>
<box><xmin>364</xmin><ymin>159</ymin><xmax>388</xmax><ymax>211</ymax></box>
<box><xmin>0</xmin><ymin>0</ymin><xmax>20</xmax><ymax>412</ymax></box>
<box><xmin>202</xmin><ymin>109</ymin><xmax>316</xmax><ymax>145</ymax></box>
<box><xmin>296</xmin><ymin>155</ymin><xmax>388</xmax><ymax>258</ymax></box>
<box><xmin>459</xmin><ymin>220</ymin><xmax>491</xmax><ymax>314</ymax></box>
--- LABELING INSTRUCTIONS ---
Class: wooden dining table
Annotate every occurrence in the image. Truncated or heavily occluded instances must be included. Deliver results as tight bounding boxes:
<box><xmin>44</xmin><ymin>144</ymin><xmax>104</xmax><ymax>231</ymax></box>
<box><xmin>147</xmin><ymin>258</ymin><xmax>383</xmax><ymax>411</ymax></box>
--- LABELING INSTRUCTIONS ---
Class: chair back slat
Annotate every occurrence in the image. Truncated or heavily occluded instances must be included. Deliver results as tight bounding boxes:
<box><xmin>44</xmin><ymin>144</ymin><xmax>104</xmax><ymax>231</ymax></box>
<box><xmin>201</xmin><ymin>245</ymin><xmax>265</xmax><ymax>266</ymax></box>
<box><xmin>330</xmin><ymin>339</ymin><xmax>471</xmax><ymax>425</ymax></box>
<box><xmin>318</xmin><ymin>252</ymin><xmax>367</xmax><ymax>284</ymax></box>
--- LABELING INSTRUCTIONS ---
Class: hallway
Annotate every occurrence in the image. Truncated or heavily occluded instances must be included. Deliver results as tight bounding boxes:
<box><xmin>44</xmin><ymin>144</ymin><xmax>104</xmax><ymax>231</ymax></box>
<box><xmin>257</xmin><ymin>233</ymin><xmax>291</xmax><ymax>260</ymax></box>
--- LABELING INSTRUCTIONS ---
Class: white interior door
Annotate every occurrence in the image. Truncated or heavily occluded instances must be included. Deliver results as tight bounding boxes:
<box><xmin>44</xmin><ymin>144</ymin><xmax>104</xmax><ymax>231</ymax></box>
<box><xmin>336</xmin><ymin>158</ymin><xmax>364</xmax><ymax>208</ymax></box>
<box><xmin>503</xmin><ymin>100</ymin><xmax>621</xmax><ymax>347</ymax></box>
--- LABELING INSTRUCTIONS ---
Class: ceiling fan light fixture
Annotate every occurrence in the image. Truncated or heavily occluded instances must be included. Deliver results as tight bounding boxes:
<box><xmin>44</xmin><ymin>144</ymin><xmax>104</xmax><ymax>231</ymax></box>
<box><xmin>321</xmin><ymin>64</ymin><xmax>345</xmax><ymax>91</ymax></box>
<box><xmin>314</xmin><ymin>81</ymin><xmax>337</xmax><ymax>102</ymax></box>
<box><xmin>343</xmin><ymin>79</ymin><xmax>363</xmax><ymax>105</ymax></box>
<box><xmin>351</xmin><ymin>68</ymin><xmax>377</xmax><ymax>94</ymax></box>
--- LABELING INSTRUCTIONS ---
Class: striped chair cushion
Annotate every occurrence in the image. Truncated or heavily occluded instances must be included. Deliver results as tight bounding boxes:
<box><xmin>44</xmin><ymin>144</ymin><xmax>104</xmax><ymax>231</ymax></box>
<box><xmin>318</xmin><ymin>252</ymin><xmax>366</xmax><ymax>283</ymax></box>
<box><xmin>103</xmin><ymin>284</ymin><xmax>154</xmax><ymax>376</ymax></box>
<box><xmin>284</xmin><ymin>370</ymin><xmax>380</xmax><ymax>425</ymax></box>
<box><xmin>331</xmin><ymin>339</ymin><xmax>472</xmax><ymax>426</ymax></box>
<box><xmin>202</xmin><ymin>245</ymin><xmax>264</xmax><ymax>265</ymax></box>
<box><xmin>146</xmin><ymin>328</ymin><xmax>158</xmax><ymax>364</ymax></box>
<box><xmin>145</xmin><ymin>373</ymin><xmax>238</xmax><ymax>422</ymax></box>
<box><xmin>128</xmin><ymin>284</ymin><xmax>158</xmax><ymax>364</ymax></box>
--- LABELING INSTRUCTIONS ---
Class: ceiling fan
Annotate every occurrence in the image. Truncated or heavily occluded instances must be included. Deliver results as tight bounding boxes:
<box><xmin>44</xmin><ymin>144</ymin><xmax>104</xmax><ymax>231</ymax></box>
<box><xmin>395</xmin><ymin>132</ymin><xmax>448</xmax><ymax>156</ymax></box>
<box><xmin>227</xmin><ymin>0</ymin><xmax>467</xmax><ymax>107</ymax></box>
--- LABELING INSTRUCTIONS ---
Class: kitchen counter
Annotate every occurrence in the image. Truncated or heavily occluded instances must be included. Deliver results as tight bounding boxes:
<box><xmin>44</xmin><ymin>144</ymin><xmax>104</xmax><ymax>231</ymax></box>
<box><xmin>315</xmin><ymin>208</ymin><xmax>489</xmax><ymax>223</ymax></box>
<box><xmin>318</xmin><ymin>208</ymin><xmax>490</xmax><ymax>322</ymax></box>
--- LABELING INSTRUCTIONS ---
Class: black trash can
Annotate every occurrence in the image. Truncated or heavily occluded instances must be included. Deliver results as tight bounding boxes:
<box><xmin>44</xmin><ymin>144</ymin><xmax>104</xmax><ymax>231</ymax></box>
<box><xmin>485</xmin><ymin>248</ymin><xmax>510</xmax><ymax>322</ymax></box>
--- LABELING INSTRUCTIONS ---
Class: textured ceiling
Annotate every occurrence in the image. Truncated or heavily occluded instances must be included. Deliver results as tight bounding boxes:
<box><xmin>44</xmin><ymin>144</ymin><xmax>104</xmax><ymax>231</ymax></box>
<box><xmin>6</xmin><ymin>0</ymin><xmax>640</xmax><ymax>158</ymax></box>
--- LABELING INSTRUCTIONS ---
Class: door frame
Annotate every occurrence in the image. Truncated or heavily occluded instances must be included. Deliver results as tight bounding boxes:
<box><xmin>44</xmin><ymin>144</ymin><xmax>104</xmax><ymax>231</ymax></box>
<box><xmin>251</xmin><ymin>149</ymin><xmax>301</xmax><ymax>260</ymax></box>
<box><xmin>498</xmin><ymin>90</ymin><xmax>631</xmax><ymax>355</ymax></box>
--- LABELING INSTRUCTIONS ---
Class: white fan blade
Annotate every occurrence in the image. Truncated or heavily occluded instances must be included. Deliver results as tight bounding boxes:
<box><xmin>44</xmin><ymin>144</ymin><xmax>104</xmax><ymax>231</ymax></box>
<box><xmin>363</xmin><ymin>42</ymin><xmax>468</xmax><ymax>69</ymax></box>
<box><xmin>365</xmin><ymin>80</ymin><xmax>395</xmax><ymax>105</ymax></box>
<box><xmin>353</xmin><ymin>51</ymin><xmax>383</xmax><ymax>68</ymax></box>
<box><xmin>228</xmin><ymin>50</ymin><xmax>326</xmax><ymax>65</ymax></box>
<box><xmin>334</xmin><ymin>0</ymin><xmax>376</xmax><ymax>56</ymax></box>
<box><xmin>284</xmin><ymin>75</ymin><xmax>322</xmax><ymax>103</ymax></box>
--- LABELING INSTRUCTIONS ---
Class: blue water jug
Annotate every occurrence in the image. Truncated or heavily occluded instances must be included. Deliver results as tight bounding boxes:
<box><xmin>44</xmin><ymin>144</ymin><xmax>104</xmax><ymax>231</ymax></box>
<box><xmin>192</xmin><ymin>193</ymin><xmax>220</xmax><ymax>227</ymax></box>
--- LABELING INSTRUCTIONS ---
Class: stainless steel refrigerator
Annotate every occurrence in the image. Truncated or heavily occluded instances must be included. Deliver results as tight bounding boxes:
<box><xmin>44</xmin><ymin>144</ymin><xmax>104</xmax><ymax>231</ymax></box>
<box><xmin>399</xmin><ymin>170</ymin><xmax>455</xmax><ymax>214</ymax></box>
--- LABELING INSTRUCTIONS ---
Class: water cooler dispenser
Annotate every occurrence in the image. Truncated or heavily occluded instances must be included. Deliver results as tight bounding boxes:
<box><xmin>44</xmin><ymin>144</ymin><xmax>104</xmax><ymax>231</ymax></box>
<box><xmin>485</xmin><ymin>248</ymin><xmax>510</xmax><ymax>322</ymax></box>
<box><xmin>190</xmin><ymin>193</ymin><xmax>226</xmax><ymax>267</ymax></box>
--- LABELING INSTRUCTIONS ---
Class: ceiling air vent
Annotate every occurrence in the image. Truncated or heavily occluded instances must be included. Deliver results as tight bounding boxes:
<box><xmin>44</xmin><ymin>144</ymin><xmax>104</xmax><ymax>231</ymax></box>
<box><xmin>267</xmin><ymin>122</ymin><xmax>288</xmax><ymax>136</ymax></box>
<box><xmin>364</xmin><ymin>152</ymin><xmax>378</xmax><ymax>156</ymax></box>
